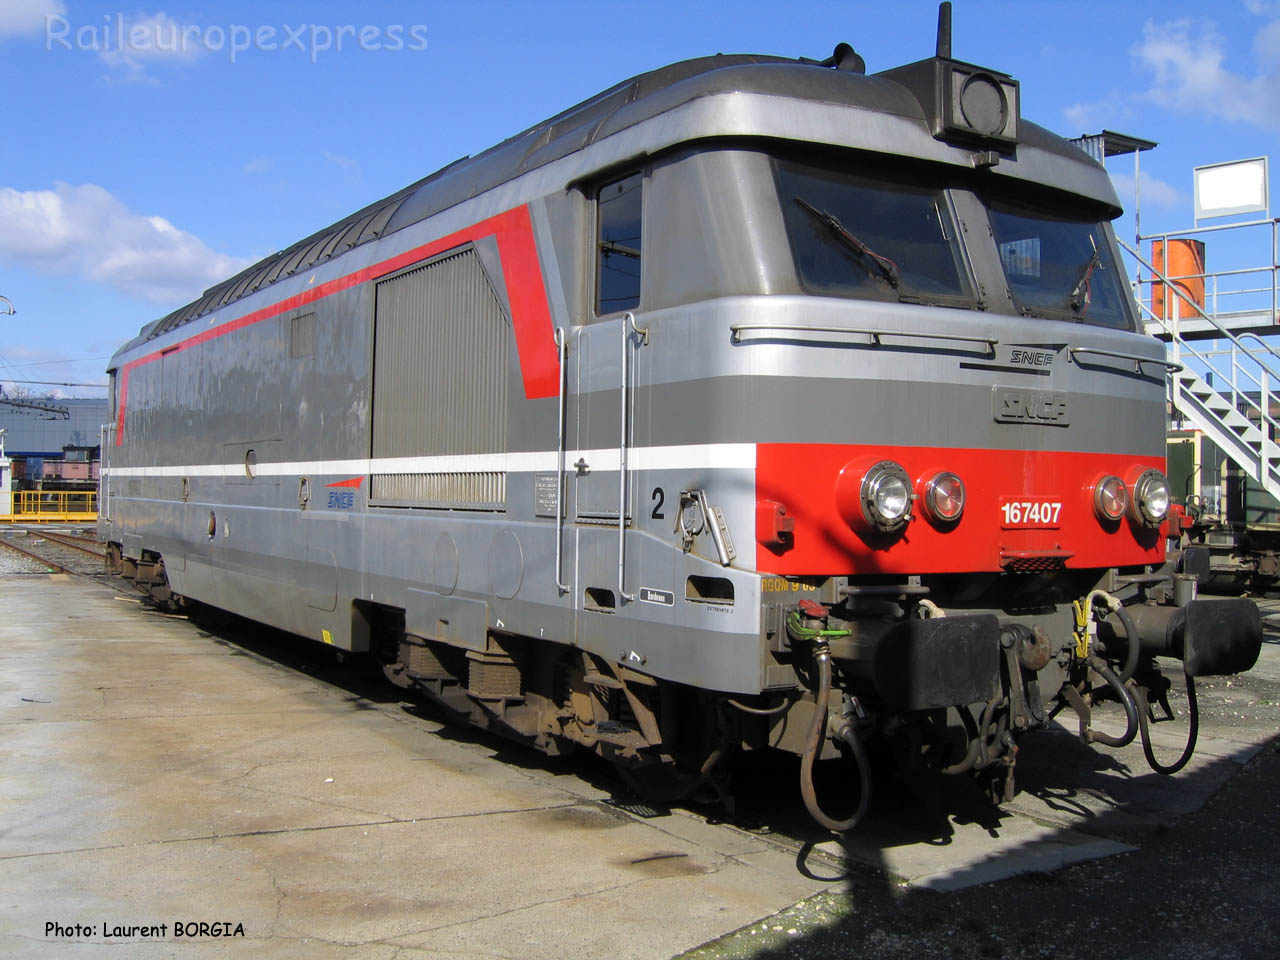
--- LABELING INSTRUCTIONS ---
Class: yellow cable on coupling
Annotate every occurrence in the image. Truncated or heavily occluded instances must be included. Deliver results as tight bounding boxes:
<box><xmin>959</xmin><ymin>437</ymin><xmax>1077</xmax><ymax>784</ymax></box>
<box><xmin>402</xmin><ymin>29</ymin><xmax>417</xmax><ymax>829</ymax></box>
<box><xmin>1072</xmin><ymin>598</ymin><xmax>1090</xmax><ymax>659</ymax></box>
<box><xmin>785</xmin><ymin>610</ymin><xmax>852</xmax><ymax>641</ymax></box>
<box><xmin>1072</xmin><ymin>589</ymin><xmax>1122</xmax><ymax>660</ymax></box>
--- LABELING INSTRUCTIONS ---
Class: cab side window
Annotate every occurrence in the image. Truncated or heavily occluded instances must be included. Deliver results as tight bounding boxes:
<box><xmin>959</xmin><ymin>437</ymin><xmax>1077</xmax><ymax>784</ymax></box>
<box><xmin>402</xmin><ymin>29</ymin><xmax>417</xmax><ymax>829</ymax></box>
<box><xmin>596</xmin><ymin>173</ymin><xmax>642</xmax><ymax>314</ymax></box>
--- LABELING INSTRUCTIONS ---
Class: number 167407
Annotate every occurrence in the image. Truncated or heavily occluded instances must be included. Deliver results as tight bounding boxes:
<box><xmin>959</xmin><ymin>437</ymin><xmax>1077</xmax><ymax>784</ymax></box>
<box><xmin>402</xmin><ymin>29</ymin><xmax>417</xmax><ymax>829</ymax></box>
<box><xmin>999</xmin><ymin>499</ymin><xmax>1063</xmax><ymax>529</ymax></box>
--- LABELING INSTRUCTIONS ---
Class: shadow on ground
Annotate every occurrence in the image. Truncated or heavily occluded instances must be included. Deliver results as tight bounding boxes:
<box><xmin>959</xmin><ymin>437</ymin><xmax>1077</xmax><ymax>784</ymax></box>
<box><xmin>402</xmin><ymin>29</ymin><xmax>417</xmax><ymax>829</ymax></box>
<box><xmin>183</xmin><ymin>601</ymin><xmax>1280</xmax><ymax>960</ymax></box>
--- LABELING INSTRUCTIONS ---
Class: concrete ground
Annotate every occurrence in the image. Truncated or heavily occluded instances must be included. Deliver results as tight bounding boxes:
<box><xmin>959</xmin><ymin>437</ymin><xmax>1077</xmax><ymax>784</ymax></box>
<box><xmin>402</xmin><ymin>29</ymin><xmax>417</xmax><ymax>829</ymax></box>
<box><xmin>0</xmin><ymin>576</ymin><xmax>825</xmax><ymax>959</ymax></box>
<box><xmin>2</xmin><ymin>574</ymin><xmax>1278</xmax><ymax>958</ymax></box>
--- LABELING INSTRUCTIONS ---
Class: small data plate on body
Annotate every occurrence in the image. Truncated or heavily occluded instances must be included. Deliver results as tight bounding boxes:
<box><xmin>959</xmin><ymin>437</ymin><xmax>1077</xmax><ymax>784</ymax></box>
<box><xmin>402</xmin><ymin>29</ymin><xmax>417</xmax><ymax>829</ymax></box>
<box><xmin>534</xmin><ymin>473</ymin><xmax>561</xmax><ymax>518</ymax></box>
<box><xmin>639</xmin><ymin>587</ymin><xmax>675</xmax><ymax>606</ymax></box>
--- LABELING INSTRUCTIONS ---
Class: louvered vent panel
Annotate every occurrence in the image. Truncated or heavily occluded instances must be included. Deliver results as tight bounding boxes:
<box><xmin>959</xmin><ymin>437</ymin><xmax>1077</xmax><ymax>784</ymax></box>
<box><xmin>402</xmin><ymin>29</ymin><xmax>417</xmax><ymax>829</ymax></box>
<box><xmin>370</xmin><ymin>249</ymin><xmax>509</xmax><ymax>508</ymax></box>
<box><xmin>372</xmin><ymin>472</ymin><xmax>506</xmax><ymax>510</ymax></box>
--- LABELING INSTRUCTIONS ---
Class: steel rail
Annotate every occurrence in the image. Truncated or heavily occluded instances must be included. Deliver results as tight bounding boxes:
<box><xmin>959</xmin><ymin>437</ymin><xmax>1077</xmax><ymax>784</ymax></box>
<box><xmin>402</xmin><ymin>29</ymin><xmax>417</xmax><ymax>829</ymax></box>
<box><xmin>0</xmin><ymin>536</ymin><xmax>76</xmax><ymax>575</ymax></box>
<box><xmin>25</xmin><ymin>529</ymin><xmax>107</xmax><ymax>559</ymax></box>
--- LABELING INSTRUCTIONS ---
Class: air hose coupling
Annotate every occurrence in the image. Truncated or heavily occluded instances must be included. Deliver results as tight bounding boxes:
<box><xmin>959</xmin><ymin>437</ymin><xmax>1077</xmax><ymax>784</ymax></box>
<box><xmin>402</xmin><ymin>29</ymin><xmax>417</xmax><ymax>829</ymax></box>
<box><xmin>785</xmin><ymin>599</ymin><xmax>850</xmax><ymax>649</ymax></box>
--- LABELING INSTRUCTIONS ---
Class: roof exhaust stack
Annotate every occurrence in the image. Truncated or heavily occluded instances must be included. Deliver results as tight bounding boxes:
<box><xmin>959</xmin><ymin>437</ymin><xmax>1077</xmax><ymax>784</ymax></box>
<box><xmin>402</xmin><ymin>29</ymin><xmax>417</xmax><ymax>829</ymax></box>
<box><xmin>802</xmin><ymin>41</ymin><xmax>865</xmax><ymax>74</ymax></box>
<box><xmin>830</xmin><ymin>42</ymin><xmax>866</xmax><ymax>74</ymax></box>
<box><xmin>936</xmin><ymin>1</ymin><xmax>952</xmax><ymax>59</ymax></box>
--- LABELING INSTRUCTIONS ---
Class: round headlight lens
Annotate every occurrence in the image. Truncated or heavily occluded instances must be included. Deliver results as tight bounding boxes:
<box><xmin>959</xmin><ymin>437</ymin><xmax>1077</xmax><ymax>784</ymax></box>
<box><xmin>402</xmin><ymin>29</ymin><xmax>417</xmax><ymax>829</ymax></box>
<box><xmin>874</xmin><ymin>476</ymin><xmax>910</xmax><ymax>520</ymax></box>
<box><xmin>922</xmin><ymin>472</ymin><xmax>965</xmax><ymax>523</ymax></box>
<box><xmin>1094</xmin><ymin>475</ymin><xmax>1127</xmax><ymax>522</ymax></box>
<box><xmin>861</xmin><ymin>461</ymin><xmax>912</xmax><ymax>532</ymax></box>
<box><xmin>1132</xmin><ymin>469</ymin><xmax>1170</xmax><ymax>526</ymax></box>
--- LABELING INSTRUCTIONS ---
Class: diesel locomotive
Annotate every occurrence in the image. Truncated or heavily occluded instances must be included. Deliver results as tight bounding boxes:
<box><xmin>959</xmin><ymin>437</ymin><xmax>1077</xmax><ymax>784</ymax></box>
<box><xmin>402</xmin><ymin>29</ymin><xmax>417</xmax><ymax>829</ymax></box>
<box><xmin>101</xmin><ymin>6</ymin><xmax>1262</xmax><ymax>829</ymax></box>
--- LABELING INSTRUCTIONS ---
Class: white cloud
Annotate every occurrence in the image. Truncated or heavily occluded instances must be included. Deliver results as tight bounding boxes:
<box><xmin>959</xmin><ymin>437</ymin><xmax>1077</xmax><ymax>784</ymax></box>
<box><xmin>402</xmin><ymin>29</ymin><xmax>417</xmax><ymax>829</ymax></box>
<box><xmin>1255</xmin><ymin>17</ymin><xmax>1280</xmax><ymax>63</ymax></box>
<box><xmin>0</xmin><ymin>0</ymin><xmax>64</xmax><ymax>37</ymax></box>
<box><xmin>99</xmin><ymin>11</ymin><xmax>205</xmax><ymax>79</ymax></box>
<box><xmin>1062</xmin><ymin>97</ymin><xmax>1134</xmax><ymax>135</ymax></box>
<box><xmin>242</xmin><ymin>155</ymin><xmax>273</xmax><ymax>175</ymax></box>
<box><xmin>1132</xmin><ymin>17</ymin><xmax>1280</xmax><ymax>131</ymax></box>
<box><xmin>0</xmin><ymin>182</ymin><xmax>251</xmax><ymax>306</ymax></box>
<box><xmin>324</xmin><ymin>152</ymin><xmax>359</xmax><ymax>171</ymax></box>
<box><xmin>1108</xmin><ymin>171</ymin><xmax>1186</xmax><ymax>211</ymax></box>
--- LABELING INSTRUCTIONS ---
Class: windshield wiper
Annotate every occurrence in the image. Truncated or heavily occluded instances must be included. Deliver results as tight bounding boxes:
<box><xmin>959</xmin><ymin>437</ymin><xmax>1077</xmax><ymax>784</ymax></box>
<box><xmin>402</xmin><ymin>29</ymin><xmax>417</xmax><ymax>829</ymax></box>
<box><xmin>1068</xmin><ymin>239</ymin><xmax>1103</xmax><ymax>314</ymax></box>
<box><xmin>599</xmin><ymin>239</ymin><xmax>640</xmax><ymax>259</ymax></box>
<box><xmin>793</xmin><ymin>196</ymin><xmax>900</xmax><ymax>290</ymax></box>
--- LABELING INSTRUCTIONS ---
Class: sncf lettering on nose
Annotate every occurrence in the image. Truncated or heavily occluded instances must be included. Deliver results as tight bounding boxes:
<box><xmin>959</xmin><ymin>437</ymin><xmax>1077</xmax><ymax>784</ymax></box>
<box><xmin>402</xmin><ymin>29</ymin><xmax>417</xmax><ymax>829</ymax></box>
<box><xmin>1009</xmin><ymin>348</ymin><xmax>1055</xmax><ymax>366</ymax></box>
<box><xmin>993</xmin><ymin>387</ymin><xmax>1070</xmax><ymax>425</ymax></box>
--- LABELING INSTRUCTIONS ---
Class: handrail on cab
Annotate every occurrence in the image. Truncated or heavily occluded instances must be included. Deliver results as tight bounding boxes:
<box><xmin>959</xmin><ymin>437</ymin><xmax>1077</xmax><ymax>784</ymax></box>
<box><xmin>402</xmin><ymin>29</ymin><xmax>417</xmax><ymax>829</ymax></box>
<box><xmin>729</xmin><ymin>322</ymin><xmax>997</xmax><ymax>355</ymax></box>
<box><xmin>617</xmin><ymin>312</ymin><xmax>648</xmax><ymax>604</ymax></box>
<box><xmin>553</xmin><ymin>327</ymin><xmax>570</xmax><ymax>596</ymax></box>
<box><xmin>1068</xmin><ymin>346</ymin><xmax>1183</xmax><ymax>373</ymax></box>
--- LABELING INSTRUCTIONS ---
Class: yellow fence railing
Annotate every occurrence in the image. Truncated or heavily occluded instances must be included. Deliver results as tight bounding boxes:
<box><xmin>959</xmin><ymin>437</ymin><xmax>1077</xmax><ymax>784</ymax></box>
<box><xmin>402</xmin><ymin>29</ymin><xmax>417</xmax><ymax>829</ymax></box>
<box><xmin>0</xmin><ymin>490</ymin><xmax>98</xmax><ymax>523</ymax></box>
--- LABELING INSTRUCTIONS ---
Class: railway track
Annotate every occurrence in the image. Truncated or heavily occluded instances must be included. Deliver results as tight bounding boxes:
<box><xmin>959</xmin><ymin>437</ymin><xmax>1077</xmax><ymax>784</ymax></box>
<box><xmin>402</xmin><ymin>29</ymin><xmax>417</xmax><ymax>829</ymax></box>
<box><xmin>0</xmin><ymin>527</ymin><xmax>107</xmax><ymax>577</ymax></box>
<box><xmin>28</xmin><ymin>528</ymin><xmax>107</xmax><ymax>559</ymax></box>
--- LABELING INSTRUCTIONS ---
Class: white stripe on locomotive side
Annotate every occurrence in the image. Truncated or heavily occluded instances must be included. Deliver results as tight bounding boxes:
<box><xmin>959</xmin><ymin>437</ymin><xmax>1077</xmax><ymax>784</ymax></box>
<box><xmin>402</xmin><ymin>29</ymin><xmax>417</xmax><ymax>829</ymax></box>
<box><xmin>103</xmin><ymin>443</ymin><xmax>757</xmax><ymax>478</ymax></box>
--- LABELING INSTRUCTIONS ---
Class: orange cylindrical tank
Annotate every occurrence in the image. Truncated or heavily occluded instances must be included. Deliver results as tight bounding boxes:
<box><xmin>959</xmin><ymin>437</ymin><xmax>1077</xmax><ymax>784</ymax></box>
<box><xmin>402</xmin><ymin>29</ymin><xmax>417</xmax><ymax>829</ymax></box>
<box><xmin>1151</xmin><ymin>238</ymin><xmax>1206</xmax><ymax>321</ymax></box>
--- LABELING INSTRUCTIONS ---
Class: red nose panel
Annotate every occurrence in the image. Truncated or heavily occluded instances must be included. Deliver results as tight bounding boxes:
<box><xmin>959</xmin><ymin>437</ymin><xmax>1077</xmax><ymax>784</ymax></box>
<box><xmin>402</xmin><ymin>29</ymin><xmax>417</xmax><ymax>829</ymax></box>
<box><xmin>755</xmin><ymin>442</ymin><xmax>1165</xmax><ymax>575</ymax></box>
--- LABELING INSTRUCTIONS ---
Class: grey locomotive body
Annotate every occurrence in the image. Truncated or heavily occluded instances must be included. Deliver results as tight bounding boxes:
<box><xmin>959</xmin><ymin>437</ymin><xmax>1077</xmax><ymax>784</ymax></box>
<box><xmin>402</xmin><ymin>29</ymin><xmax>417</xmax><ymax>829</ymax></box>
<box><xmin>102</xmin><ymin>25</ymin><xmax>1261</xmax><ymax>826</ymax></box>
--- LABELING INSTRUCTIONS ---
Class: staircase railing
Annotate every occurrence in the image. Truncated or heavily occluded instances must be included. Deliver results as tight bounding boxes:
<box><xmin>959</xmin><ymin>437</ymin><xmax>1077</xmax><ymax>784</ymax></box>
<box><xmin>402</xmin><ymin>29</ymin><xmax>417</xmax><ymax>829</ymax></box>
<box><xmin>1120</xmin><ymin>239</ymin><xmax>1280</xmax><ymax>498</ymax></box>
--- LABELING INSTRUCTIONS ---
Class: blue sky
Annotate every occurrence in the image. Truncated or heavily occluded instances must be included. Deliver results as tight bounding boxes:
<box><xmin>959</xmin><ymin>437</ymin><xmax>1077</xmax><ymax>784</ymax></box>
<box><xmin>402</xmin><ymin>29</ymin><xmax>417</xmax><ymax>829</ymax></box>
<box><xmin>1</xmin><ymin>0</ymin><xmax>1277</xmax><ymax>398</ymax></box>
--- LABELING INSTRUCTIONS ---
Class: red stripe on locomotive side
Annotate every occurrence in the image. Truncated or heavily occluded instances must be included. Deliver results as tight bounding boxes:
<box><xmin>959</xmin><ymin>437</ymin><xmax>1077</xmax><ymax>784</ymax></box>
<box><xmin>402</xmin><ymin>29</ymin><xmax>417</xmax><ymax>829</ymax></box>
<box><xmin>755</xmin><ymin>442</ymin><xmax>1166</xmax><ymax>575</ymax></box>
<box><xmin>492</xmin><ymin>205</ymin><xmax>559</xmax><ymax>399</ymax></box>
<box><xmin>325</xmin><ymin>477</ymin><xmax>364</xmax><ymax>489</ymax></box>
<box><xmin>115</xmin><ymin>205</ymin><xmax>558</xmax><ymax>445</ymax></box>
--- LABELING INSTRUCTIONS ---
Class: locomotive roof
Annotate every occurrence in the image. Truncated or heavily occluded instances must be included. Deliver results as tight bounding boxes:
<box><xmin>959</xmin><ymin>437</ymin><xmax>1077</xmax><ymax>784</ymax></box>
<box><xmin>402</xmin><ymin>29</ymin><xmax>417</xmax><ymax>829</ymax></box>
<box><xmin>125</xmin><ymin>52</ymin><xmax>1111</xmax><ymax>351</ymax></box>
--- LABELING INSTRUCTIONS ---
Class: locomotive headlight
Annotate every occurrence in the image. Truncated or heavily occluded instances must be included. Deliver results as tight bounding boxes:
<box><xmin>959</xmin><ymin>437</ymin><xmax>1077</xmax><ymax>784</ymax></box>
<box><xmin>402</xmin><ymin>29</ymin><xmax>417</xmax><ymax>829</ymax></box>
<box><xmin>861</xmin><ymin>461</ymin><xmax>912</xmax><ymax>532</ymax></box>
<box><xmin>1092</xmin><ymin>475</ymin><xmax>1127</xmax><ymax>522</ymax></box>
<box><xmin>920</xmin><ymin>471</ymin><xmax>965</xmax><ymax>524</ymax></box>
<box><xmin>1131</xmin><ymin>469</ymin><xmax>1170</xmax><ymax>526</ymax></box>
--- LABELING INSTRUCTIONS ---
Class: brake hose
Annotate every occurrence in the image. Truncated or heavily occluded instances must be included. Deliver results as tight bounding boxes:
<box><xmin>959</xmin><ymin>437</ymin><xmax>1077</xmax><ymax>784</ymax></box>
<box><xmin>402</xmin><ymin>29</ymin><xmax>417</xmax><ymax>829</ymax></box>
<box><xmin>1111</xmin><ymin>603</ymin><xmax>1140</xmax><ymax>683</ymax></box>
<box><xmin>785</xmin><ymin>611</ymin><xmax>872</xmax><ymax>831</ymax></box>
<box><xmin>1134</xmin><ymin>671</ymin><xmax>1199</xmax><ymax>775</ymax></box>
<box><xmin>1084</xmin><ymin>657</ymin><xmax>1139</xmax><ymax>748</ymax></box>
<box><xmin>797</xmin><ymin>644</ymin><xmax>872</xmax><ymax>832</ymax></box>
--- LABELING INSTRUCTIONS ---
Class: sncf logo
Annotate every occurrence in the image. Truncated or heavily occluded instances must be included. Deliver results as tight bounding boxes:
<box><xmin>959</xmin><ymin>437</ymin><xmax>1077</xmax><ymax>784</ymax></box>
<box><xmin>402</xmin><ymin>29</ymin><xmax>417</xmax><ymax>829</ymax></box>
<box><xmin>1009</xmin><ymin>348</ymin><xmax>1056</xmax><ymax>367</ymax></box>
<box><xmin>993</xmin><ymin>387</ymin><xmax>1070</xmax><ymax>426</ymax></box>
<box><xmin>325</xmin><ymin>475</ymin><xmax>362</xmax><ymax>509</ymax></box>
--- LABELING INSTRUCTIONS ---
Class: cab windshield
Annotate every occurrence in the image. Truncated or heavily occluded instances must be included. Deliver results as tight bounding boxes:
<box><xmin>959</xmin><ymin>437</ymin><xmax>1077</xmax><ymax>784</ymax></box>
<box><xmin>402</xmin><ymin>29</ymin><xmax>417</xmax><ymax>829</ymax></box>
<box><xmin>774</xmin><ymin>159</ymin><xmax>975</xmax><ymax>306</ymax></box>
<box><xmin>986</xmin><ymin>199</ymin><xmax>1134</xmax><ymax>330</ymax></box>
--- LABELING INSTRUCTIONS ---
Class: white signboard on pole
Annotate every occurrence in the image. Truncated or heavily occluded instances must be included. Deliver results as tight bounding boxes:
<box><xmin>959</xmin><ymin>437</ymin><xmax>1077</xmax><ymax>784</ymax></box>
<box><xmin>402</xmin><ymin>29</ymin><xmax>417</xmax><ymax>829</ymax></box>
<box><xmin>1194</xmin><ymin>157</ymin><xmax>1269</xmax><ymax>222</ymax></box>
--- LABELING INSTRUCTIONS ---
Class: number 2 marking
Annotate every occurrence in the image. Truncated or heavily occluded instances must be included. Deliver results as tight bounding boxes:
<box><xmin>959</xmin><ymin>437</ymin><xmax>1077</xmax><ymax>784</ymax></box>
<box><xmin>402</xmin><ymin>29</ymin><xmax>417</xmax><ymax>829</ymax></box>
<box><xmin>650</xmin><ymin>487</ymin><xmax>665</xmax><ymax>519</ymax></box>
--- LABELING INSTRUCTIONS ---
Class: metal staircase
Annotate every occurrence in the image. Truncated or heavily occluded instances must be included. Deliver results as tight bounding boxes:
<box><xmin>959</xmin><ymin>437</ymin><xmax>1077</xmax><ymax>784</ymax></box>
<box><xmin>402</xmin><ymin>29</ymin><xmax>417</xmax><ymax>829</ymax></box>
<box><xmin>1121</xmin><ymin>239</ymin><xmax>1280</xmax><ymax>501</ymax></box>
